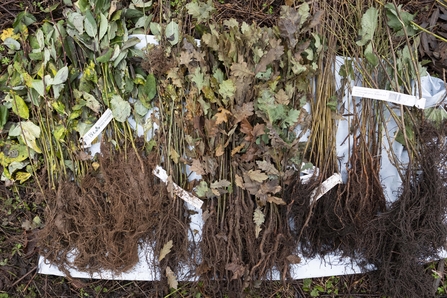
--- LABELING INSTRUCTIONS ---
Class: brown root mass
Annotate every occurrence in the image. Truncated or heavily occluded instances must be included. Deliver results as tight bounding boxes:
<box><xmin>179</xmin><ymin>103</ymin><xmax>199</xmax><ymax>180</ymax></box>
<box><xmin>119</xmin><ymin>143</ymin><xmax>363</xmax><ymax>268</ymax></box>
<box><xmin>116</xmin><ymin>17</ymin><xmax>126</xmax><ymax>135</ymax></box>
<box><xmin>38</xmin><ymin>143</ymin><xmax>190</xmax><ymax>278</ymax></box>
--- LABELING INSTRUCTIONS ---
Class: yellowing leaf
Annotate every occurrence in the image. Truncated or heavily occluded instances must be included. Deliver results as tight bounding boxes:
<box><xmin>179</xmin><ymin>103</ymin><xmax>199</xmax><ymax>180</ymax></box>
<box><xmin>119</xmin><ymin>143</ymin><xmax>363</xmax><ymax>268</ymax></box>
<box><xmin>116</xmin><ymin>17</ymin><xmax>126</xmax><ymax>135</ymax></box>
<box><xmin>218</xmin><ymin>79</ymin><xmax>236</xmax><ymax>100</ymax></box>
<box><xmin>15</xmin><ymin>171</ymin><xmax>31</xmax><ymax>184</ymax></box>
<box><xmin>12</xmin><ymin>94</ymin><xmax>29</xmax><ymax>119</ymax></box>
<box><xmin>166</xmin><ymin>266</ymin><xmax>178</xmax><ymax>289</ymax></box>
<box><xmin>169</xmin><ymin>148</ymin><xmax>180</xmax><ymax>164</ymax></box>
<box><xmin>159</xmin><ymin>240</ymin><xmax>173</xmax><ymax>262</ymax></box>
<box><xmin>92</xmin><ymin>162</ymin><xmax>100</xmax><ymax>170</ymax></box>
<box><xmin>247</xmin><ymin>169</ymin><xmax>268</xmax><ymax>183</ymax></box>
<box><xmin>215</xmin><ymin>107</ymin><xmax>232</xmax><ymax>125</ymax></box>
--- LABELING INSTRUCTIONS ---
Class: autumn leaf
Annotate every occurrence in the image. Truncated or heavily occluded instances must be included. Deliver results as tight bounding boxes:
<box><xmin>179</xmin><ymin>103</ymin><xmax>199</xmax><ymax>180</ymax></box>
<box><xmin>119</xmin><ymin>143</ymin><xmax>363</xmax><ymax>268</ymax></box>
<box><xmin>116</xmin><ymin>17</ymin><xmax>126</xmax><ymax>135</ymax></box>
<box><xmin>267</xmin><ymin>195</ymin><xmax>286</xmax><ymax>205</ymax></box>
<box><xmin>253</xmin><ymin>207</ymin><xmax>265</xmax><ymax>238</ymax></box>
<box><xmin>211</xmin><ymin>179</ymin><xmax>231</xmax><ymax>189</ymax></box>
<box><xmin>240</xmin><ymin>119</ymin><xmax>253</xmax><ymax>141</ymax></box>
<box><xmin>179</xmin><ymin>51</ymin><xmax>193</xmax><ymax>65</ymax></box>
<box><xmin>225</xmin><ymin>262</ymin><xmax>245</xmax><ymax>280</ymax></box>
<box><xmin>235</xmin><ymin>174</ymin><xmax>244</xmax><ymax>189</ymax></box>
<box><xmin>230</xmin><ymin>62</ymin><xmax>254</xmax><ymax>78</ymax></box>
<box><xmin>215</xmin><ymin>107</ymin><xmax>232</xmax><ymax>125</ymax></box>
<box><xmin>233</xmin><ymin>102</ymin><xmax>254</xmax><ymax>123</ymax></box>
<box><xmin>159</xmin><ymin>240</ymin><xmax>173</xmax><ymax>262</ymax></box>
<box><xmin>252</xmin><ymin>123</ymin><xmax>265</xmax><ymax>138</ymax></box>
<box><xmin>215</xmin><ymin>144</ymin><xmax>225</xmax><ymax>157</ymax></box>
<box><xmin>254</xmin><ymin>44</ymin><xmax>284</xmax><ymax>73</ymax></box>
<box><xmin>169</xmin><ymin>148</ymin><xmax>180</xmax><ymax>164</ymax></box>
<box><xmin>286</xmin><ymin>255</ymin><xmax>301</xmax><ymax>264</ymax></box>
<box><xmin>256</xmin><ymin>160</ymin><xmax>279</xmax><ymax>175</ymax></box>
<box><xmin>205</xmin><ymin>118</ymin><xmax>219</xmax><ymax>137</ymax></box>
<box><xmin>248</xmin><ymin>169</ymin><xmax>268</xmax><ymax>182</ymax></box>
<box><xmin>231</xmin><ymin>143</ymin><xmax>245</xmax><ymax>156</ymax></box>
<box><xmin>275</xmin><ymin>89</ymin><xmax>289</xmax><ymax>105</ymax></box>
<box><xmin>166</xmin><ymin>266</ymin><xmax>178</xmax><ymax>289</ymax></box>
<box><xmin>167</xmin><ymin>68</ymin><xmax>183</xmax><ymax>88</ymax></box>
<box><xmin>190</xmin><ymin>159</ymin><xmax>206</xmax><ymax>175</ymax></box>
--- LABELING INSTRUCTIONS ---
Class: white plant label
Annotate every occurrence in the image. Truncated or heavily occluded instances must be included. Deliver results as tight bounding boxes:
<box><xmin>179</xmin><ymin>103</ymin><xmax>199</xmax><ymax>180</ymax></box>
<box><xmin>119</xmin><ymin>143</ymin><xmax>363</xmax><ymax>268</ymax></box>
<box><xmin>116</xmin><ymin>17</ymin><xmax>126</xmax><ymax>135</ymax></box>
<box><xmin>153</xmin><ymin>166</ymin><xmax>204</xmax><ymax>209</ymax></box>
<box><xmin>80</xmin><ymin>109</ymin><xmax>114</xmax><ymax>147</ymax></box>
<box><xmin>352</xmin><ymin>86</ymin><xmax>426</xmax><ymax>109</ymax></box>
<box><xmin>310</xmin><ymin>173</ymin><xmax>342</xmax><ymax>204</ymax></box>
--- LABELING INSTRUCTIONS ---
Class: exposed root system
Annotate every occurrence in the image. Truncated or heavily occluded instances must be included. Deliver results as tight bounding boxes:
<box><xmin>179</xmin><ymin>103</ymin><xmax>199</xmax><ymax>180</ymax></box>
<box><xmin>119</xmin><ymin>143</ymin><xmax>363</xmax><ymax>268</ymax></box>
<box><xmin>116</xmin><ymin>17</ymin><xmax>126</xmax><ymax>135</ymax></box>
<box><xmin>38</xmin><ymin>143</ymin><xmax>190</xmax><ymax>278</ymax></box>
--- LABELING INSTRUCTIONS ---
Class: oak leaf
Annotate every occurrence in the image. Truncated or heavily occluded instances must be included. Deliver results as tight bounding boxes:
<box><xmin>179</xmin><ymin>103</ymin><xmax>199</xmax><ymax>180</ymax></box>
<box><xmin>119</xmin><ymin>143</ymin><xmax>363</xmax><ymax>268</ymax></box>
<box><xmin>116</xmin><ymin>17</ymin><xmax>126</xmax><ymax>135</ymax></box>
<box><xmin>230</xmin><ymin>62</ymin><xmax>254</xmax><ymax>78</ymax></box>
<box><xmin>190</xmin><ymin>159</ymin><xmax>206</xmax><ymax>175</ymax></box>
<box><xmin>215</xmin><ymin>107</ymin><xmax>232</xmax><ymax>125</ymax></box>
<box><xmin>247</xmin><ymin>169</ymin><xmax>268</xmax><ymax>183</ymax></box>
<box><xmin>159</xmin><ymin>240</ymin><xmax>173</xmax><ymax>262</ymax></box>
<box><xmin>166</xmin><ymin>266</ymin><xmax>178</xmax><ymax>289</ymax></box>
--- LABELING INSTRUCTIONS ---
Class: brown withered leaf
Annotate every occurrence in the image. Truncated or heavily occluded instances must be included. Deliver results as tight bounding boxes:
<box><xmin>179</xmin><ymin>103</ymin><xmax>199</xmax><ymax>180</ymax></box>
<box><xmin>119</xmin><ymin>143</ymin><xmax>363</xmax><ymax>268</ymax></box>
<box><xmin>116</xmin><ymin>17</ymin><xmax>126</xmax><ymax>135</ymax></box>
<box><xmin>248</xmin><ymin>169</ymin><xmax>268</xmax><ymax>183</ymax></box>
<box><xmin>215</xmin><ymin>144</ymin><xmax>225</xmax><ymax>157</ymax></box>
<box><xmin>235</xmin><ymin>174</ymin><xmax>244</xmax><ymax>189</ymax></box>
<box><xmin>256</xmin><ymin>160</ymin><xmax>279</xmax><ymax>175</ymax></box>
<box><xmin>231</xmin><ymin>143</ymin><xmax>245</xmax><ymax>156</ymax></box>
<box><xmin>307</xmin><ymin>10</ymin><xmax>324</xmax><ymax>30</ymax></box>
<box><xmin>230</xmin><ymin>62</ymin><xmax>254</xmax><ymax>78</ymax></box>
<box><xmin>190</xmin><ymin>159</ymin><xmax>206</xmax><ymax>175</ymax></box>
<box><xmin>225</xmin><ymin>262</ymin><xmax>245</xmax><ymax>280</ymax></box>
<box><xmin>211</xmin><ymin>179</ymin><xmax>231</xmax><ymax>189</ymax></box>
<box><xmin>166</xmin><ymin>266</ymin><xmax>178</xmax><ymax>289</ymax></box>
<box><xmin>215</xmin><ymin>107</ymin><xmax>232</xmax><ymax>125</ymax></box>
<box><xmin>252</xmin><ymin>123</ymin><xmax>265</xmax><ymax>138</ymax></box>
<box><xmin>179</xmin><ymin>51</ymin><xmax>193</xmax><ymax>65</ymax></box>
<box><xmin>159</xmin><ymin>240</ymin><xmax>173</xmax><ymax>262</ymax></box>
<box><xmin>205</xmin><ymin>118</ymin><xmax>219</xmax><ymax>137</ymax></box>
<box><xmin>240</xmin><ymin>118</ymin><xmax>253</xmax><ymax>141</ymax></box>
<box><xmin>233</xmin><ymin>102</ymin><xmax>254</xmax><ymax>123</ymax></box>
<box><xmin>286</xmin><ymin>255</ymin><xmax>301</xmax><ymax>264</ymax></box>
<box><xmin>255</xmin><ymin>45</ymin><xmax>284</xmax><ymax>73</ymax></box>
<box><xmin>275</xmin><ymin>89</ymin><xmax>289</xmax><ymax>105</ymax></box>
<box><xmin>278</xmin><ymin>6</ymin><xmax>301</xmax><ymax>47</ymax></box>
<box><xmin>267</xmin><ymin>195</ymin><xmax>286</xmax><ymax>205</ymax></box>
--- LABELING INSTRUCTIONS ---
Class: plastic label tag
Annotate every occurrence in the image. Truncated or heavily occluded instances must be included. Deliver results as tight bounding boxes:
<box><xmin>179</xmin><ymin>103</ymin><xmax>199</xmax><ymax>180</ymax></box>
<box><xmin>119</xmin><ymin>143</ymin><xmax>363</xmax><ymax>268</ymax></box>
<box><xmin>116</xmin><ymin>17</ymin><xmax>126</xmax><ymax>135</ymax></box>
<box><xmin>352</xmin><ymin>86</ymin><xmax>426</xmax><ymax>109</ymax></box>
<box><xmin>310</xmin><ymin>173</ymin><xmax>342</xmax><ymax>204</ymax></box>
<box><xmin>153</xmin><ymin>166</ymin><xmax>204</xmax><ymax>209</ymax></box>
<box><xmin>80</xmin><ymin>109</ymin><xmax>114</xmax><ymax>147</ymax></box>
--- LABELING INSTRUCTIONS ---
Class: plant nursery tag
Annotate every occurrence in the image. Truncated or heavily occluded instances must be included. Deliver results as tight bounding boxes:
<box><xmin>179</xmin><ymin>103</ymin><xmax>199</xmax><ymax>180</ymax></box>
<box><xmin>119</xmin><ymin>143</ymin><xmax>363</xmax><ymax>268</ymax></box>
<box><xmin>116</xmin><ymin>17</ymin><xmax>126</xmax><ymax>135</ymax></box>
<box><xmin>153</xmin><ymin>166</ymin><xmax>204</xmax><ymax>209</ymax></box>
<box><xmin>80</xmin><ymin>109</ymin><xmax>114</xmax><ymax>147</ymax></box>
<box><xmin>352</xmin><ymin>86</ymin><xmax>426</xmax><ymax>109</ymax></box>
<box><xmin>310</xmin><ymin>173</ymin><xmax>342</xmax><ymax>204</ymax></box>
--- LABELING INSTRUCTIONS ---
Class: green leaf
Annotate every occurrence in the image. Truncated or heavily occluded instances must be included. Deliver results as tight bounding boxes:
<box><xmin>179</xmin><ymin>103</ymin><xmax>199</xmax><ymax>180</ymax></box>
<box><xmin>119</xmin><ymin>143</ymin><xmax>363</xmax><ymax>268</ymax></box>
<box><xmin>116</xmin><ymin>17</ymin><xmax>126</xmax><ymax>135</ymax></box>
<box><xmin>356</xmin><ymin>7</ymin><xmax>378</xmax><ymax>46</ymax></box>
<box><xmin>12</xmin><ymin>94</ymin><xmax>29</xmax><ymax>119</ymax></box>
<box><xmin>82</xmin><ymin>92</ymin><xmax>101</xmax><ymax>113</ymax></box>
<box><xmin>385</xmin><ymin>3</ymin><xmax>417</xmax><ymax>36</ymax></box>
<box><xmin>195</xmin><ymin>181</ymin><xmax>209</xmax><ymax>197</ymax></box>
<box><xmin>134</xmin><ymin>100</ymin><xmax>149</xmax><ymax>116</ymax></box>
<box><xmin>186</xmin><ymin>0</ymin><xmax>215</xmax><ymax>23</ymax></box>
<box><xmin>191</xmin><ymin>68</ymin><xmax>205</xmax><ymax>91</ymax></box>
<box><xmin>139</xmin><ymin>74</ymin><xmax>156</xmax><ymax>107</ymax></box>
<box><xmin>283</xmin><ymin>108</ymin><xmax>300</xmax><ymax>127</ymax></box>
<box><xmin>110</xmin><ymin>95</ymin><xmax>131</xmax><ymax>122</ymax></box>
<box><xmin>218</xmin><ymin>79</ymin><xmax>235</xmax><ymax>100</ymax></box>
<box><xmin>84</xmin><ymin>10</ymin><xmax>98</xmax><ymax>37</ymax></box>
<box><xmin>165</xmin><ymin>21</ymin><xmax>179</xmax><ymax>45</ymax></box>
<box><xmin>0</xmin><ymin>105</ymin><xmax>8</xmax><ymax>129</ymax></box>
<box><xmin>3</xmin><ymin>38</ymin><xmax>20</xmax><ymax>51</ymax></box>
<box><xmin>52</xmin><ymin>66</ymin><xmax>69</xmax><ymax>85</ymax></box>
<box><xmin>99</xmin><ymin>13</ymin><xmax>108</xmax><ymax>41</ymax></box>
<box><xmin>96</xmin><ymin>47</ymin><xmax>114</xmax><ymax>63</ymax></box>
<box><xmin>31</xmin><ymin>80</ymin><xmax>45</xmax><ymax>97</ymax></box>
<box><xmin>364</xmin><ymin>42</ymin><xmax>378</xmax><ymax>66</ymax></box>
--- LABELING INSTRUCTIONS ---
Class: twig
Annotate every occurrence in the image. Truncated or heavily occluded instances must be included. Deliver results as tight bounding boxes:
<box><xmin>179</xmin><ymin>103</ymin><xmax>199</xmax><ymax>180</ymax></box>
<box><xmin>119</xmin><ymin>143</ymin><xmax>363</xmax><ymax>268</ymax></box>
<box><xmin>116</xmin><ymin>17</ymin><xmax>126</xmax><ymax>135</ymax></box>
<box><xmin>10</xmin><ymin>266</ymin><xmax>37</xmax><ymax>288</ymax></box>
